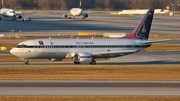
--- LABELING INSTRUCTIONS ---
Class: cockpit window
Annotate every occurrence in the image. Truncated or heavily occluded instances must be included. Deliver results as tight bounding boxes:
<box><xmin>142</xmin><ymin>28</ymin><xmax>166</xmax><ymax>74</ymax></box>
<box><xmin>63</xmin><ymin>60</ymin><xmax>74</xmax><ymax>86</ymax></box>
<box><xmin>9</xmin><ymin>11</ymin><xmax>15</xmax><ymax>13</ymax></box>
<box><xmin>15</xmin><ymin>45</ymin><xmax>27</xmax><ymax>48</ymax></box>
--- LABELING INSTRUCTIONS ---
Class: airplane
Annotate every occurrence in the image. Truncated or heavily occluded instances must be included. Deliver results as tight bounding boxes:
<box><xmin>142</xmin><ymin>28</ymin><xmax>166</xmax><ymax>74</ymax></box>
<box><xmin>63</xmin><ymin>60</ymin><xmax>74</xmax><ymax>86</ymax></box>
<box><xmin>0</xmin><ymin>0</ymin><xmax>30</xmax><ymax>21</ymax></box>
<box><xmin>62</xmin><ymin>0</ymin><xmax>97</xmax><ymax>19</ymax></box>
<box><xmin>10</xmin><ymin>9</ymin><xmax>171</xmax><ymax>65</ymax></box>
<box><xmin>62</xmin><ymin>8</ymin><xmax>94</xmax><ymax>19</ymax></box>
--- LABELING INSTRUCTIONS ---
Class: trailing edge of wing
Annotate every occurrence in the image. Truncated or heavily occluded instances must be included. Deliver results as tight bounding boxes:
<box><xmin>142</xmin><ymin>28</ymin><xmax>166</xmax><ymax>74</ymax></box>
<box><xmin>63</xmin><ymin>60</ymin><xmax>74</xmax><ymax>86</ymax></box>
<box><xmin>141</xmin><ymin>39</ymin><xmax>171</xmax><ymax>44</ymax></box>
<box><xmin>92</xmin><ymin>50</ymin><xmax>137</xmax><ymax>55</ymax></box>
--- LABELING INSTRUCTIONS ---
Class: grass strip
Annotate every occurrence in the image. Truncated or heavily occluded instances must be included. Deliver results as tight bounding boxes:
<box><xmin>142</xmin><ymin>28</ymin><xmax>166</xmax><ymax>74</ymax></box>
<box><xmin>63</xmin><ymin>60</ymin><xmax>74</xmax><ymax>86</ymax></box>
<box><xmin>0</xmin><ymin>65</ymin><xmax>180</xmax><ymax>80</ymax></box>
<box><xmin>0</xmin><ymin>96</ymin><xmax>180</xmax><ymax>101</ymax></box>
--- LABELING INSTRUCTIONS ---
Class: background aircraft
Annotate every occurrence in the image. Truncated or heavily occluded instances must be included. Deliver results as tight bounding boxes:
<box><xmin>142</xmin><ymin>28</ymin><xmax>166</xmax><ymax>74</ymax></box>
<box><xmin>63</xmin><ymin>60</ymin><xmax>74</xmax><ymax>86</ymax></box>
<box><xmin>0</xmin><ymin>0</ymin><xmax>31</xmax><ymax>21</ymax></box>
<box><xmin>62</xmin><ymin>0</ymin><xmax>98</xmax><ymax>19</ymax></box>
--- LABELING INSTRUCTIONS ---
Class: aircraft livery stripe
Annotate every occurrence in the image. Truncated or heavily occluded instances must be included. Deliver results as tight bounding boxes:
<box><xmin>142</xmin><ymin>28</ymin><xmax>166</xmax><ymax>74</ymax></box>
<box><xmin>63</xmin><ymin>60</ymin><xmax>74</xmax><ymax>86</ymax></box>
<box><xmin>15</xmin><ymin>45</ymin><xmax>151</xmax><ymax>48</ymax></box>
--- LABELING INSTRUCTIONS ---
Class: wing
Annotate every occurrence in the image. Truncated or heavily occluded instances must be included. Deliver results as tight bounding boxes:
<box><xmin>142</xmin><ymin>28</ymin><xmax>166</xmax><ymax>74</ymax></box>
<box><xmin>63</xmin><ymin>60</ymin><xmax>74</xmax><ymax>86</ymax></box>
<box><xmin>91</xmin><ymin>50</ymin><xmax>137</xmax><ymax>56</ymax></box>
<box><xmin>82</xmin><ymin>11</ymin><xmax>100</xmax><ymax>14</ymax></box>
<box><xmin>142</xmin><ymin>39</ymin><xmax>171</xmax><ymax>44</ymax></box>
<box><xmin>16</xmin><ymin>11</ymin><xmax>35</xmax><ymax>15</ymax></box>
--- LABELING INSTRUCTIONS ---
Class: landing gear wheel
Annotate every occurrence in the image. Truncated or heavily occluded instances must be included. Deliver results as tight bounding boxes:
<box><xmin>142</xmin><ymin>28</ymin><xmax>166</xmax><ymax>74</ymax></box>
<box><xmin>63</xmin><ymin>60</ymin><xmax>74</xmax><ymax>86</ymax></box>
<box><xmin>11</xmin><ymin>17</ymin><xmax>15</xmax><ymax>21</ymax></box>
<box><xmin>25</xmin><ymin>60</ymin><xmax>29</xmax><ymax>65</ymax></box>
<box><xmin>82</xmin><ymin>17</ymin><xmax>85</xmax><ymax>19</ymax></box>
<box><xmin>74</xmin><ymin>61</ymin><xmax>81</xmax><ymax>64</ymax></box>
<box><xmin>90</xmin><ymin>59</ymin><xmax>96</xmax><ymax>65</ymax></box>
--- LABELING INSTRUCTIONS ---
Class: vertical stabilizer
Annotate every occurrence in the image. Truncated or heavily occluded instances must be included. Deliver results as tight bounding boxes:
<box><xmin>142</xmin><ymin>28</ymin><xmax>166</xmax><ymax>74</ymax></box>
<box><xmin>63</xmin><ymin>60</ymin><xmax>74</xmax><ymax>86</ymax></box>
<box><xmin>79</xmin><ymin>0</ymin><xmax>82</xmax><ymax>8</ymax></box>
<box><xmin>1</xmin><ymin>0</ymin><xmax>4</xmax><ymax>8</ymax></box>
<box><xmin>123</xmin><ymin>9</ymin><xmax>154</xmax><ymax>40</ymax></box>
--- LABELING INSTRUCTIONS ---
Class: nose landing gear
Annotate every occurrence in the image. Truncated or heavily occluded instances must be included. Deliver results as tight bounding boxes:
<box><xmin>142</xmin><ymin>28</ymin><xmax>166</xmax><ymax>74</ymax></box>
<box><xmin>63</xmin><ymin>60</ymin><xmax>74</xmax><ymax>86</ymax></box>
<box><xmin>25</xmin><ymin>60</ymin><xmax>29</xmax><ymax>65</ymax></box>
<box><xmin>20</xmin><ymin>57</ymin><xmax>29</xmax><ymax>65</ymax></box>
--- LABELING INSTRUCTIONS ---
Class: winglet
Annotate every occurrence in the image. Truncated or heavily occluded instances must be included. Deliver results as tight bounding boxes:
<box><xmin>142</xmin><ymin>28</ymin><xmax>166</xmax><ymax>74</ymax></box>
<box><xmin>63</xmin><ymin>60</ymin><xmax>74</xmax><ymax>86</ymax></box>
<box><xmin>122</xmin><ymin>9</ymin><xmax>154</xmax><ymax>40</ymax></box>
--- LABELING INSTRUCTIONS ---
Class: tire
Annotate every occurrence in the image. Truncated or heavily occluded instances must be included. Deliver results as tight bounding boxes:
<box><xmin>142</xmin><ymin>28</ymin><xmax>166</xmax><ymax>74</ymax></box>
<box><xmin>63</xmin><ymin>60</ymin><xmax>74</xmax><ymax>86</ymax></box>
<box><xmin>91</xmin><ymin>60</ymin><xmax>96</xmax><ymax>65</ymax></box>
<box><xmin>25</xmin><ymin>61</ymin><xmax>29</xmax><ymax>65</ymax></box>
<box><xmin>74</xmin><ymin>61</ymin><xmax>81</xmax><ymax>64</ymax></box>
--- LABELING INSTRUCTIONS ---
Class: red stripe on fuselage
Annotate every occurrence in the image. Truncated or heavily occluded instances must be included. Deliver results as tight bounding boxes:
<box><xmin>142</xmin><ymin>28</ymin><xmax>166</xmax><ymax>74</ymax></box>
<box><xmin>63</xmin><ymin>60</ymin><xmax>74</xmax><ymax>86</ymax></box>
<box><xmin>80</xmin><ymin>56</ymin><xmax>92</xmax><ymax>58</ymax></box>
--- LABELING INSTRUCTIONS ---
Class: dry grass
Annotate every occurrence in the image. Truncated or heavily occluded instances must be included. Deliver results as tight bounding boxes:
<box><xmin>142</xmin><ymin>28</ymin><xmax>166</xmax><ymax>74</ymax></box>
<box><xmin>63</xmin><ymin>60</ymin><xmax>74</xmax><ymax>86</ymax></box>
<box><xmin>0</xmin><ymin>65</ymin><xmax>180</xmax><ymax>80</ymax></box>
<box><xmin>0</xmin><ymin>55</ymin><xmax>48</xmax><ymax>62</ymax></box>
<box><xmin>0</xmin><ymin>96</ymin><xmax>180</xmax><ymax>101</ymax></box>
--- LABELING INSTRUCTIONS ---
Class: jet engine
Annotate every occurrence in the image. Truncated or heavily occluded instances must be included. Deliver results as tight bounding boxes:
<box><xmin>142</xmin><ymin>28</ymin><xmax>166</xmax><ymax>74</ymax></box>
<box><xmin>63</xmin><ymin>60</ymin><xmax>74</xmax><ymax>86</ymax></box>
<box><xmin>82</xmin><ymin>14</ymin><xmax>88</xmax><ymax>19</ymax></box>
<box><xmin>84</xmin><ymin>14</ymin><xmax>88</xmax><ymax>18</ymax></box>
<box><xmin>16</xmin><ymin>15</ymin><xmax>22</xmax><ymax>19</ymax></box>
<box><xmin>63</xmin><ymin>14</ymin><xmax>68</xmax><ymax>18</ymax></box>
<box><xmin>74</xmin><ymin>53</ymin><xmax>92</xmax><ymax>63</ymax></box>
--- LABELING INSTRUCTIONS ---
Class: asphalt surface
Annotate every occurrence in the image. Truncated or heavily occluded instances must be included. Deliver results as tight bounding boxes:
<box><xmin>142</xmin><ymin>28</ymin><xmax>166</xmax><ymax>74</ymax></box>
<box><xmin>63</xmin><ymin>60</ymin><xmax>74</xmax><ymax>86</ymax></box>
<box><xmin>0</xmin><ymin>81</ymin><xmax>179</xmax><ymax>96</ymax></box>
<box><xmin>0</xmin><ymin>12</ymin><xmax>180</xmax><ymax>36</ymax></box>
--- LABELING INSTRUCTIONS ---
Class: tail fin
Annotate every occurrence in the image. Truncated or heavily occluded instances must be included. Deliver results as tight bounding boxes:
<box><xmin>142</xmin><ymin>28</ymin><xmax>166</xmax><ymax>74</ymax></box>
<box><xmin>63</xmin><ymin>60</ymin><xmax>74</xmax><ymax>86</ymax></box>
<box><xmin>123</xmin><ymin>9</ymin><xmax>154</xmax><ymax>40</ymax></box>
<box><xmin>1</xmin><ymin>0</ymin><xmax>4</xmax><ymax>8</ymax></box>
<box><xmin>79</xmin><ymin>0</ymin><xmax>82</xmax><ymax>8</ymax></box>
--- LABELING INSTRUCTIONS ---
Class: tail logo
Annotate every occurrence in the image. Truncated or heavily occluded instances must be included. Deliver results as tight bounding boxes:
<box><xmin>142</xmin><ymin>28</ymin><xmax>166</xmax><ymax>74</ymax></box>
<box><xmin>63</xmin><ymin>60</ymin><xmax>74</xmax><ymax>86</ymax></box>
<box><xmin>142</xmin><ymin>25</ymin><xmax>146</xmax><ymax>33</ymax></box>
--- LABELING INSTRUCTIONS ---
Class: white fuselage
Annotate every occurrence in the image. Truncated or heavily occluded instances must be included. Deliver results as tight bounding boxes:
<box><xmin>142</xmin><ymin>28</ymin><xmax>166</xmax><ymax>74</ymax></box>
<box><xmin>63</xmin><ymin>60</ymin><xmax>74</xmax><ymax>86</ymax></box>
<box><xmin>70</xmin><ymin>8</ymin><xmax>83</xmax><ymax>16</ymax></box>
<box><xmin>0</xmin><ymin>8</ymin><xmax>16</xmax><ymax>17</ymax></box>
<box><xmin>10</xmin><ymin>38</ymin><xmax>151</xmax><ymax>60</ymax></box>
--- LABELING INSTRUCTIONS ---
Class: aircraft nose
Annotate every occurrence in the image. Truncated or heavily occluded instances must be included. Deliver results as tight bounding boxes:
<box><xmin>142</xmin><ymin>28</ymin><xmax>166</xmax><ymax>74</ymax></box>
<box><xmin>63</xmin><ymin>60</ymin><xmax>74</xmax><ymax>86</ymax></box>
<box><xmin>10</xmin><ymin>48</ymin><xmax>15</xmax><ymax>55</ymax></box>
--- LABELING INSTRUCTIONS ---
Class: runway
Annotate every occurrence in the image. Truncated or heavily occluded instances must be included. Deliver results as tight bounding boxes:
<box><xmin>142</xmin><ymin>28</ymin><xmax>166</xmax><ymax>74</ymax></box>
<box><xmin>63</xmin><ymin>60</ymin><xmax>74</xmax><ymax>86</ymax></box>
<box><xmin>0</xmin><ymin>81</ymin><xmax>179</xmax><ymax>96</ymax></box>
<box><xmin>1</xmin><ymin>12</ymin><xmax>180</xmax><ymax>36</ymax></box>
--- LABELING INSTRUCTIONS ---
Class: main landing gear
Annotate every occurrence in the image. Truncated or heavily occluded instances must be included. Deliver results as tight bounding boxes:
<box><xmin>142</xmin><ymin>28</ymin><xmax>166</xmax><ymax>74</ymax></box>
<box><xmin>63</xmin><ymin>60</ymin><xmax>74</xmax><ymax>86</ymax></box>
<box><xmin>90</xmin><ymin>59</ymin><xmax>96</xmax><ymax>65</ymax></box>
<box><xmin>11</xmin><ymin>17</ymin><xmax>16</xmax><ymax>21</ymax></box>
<box><xmin>74</xmin><ymin>61</ymin><xmax>81</xmax><ymax>64</ymax></box>
<box><xmin>25</xmin><ymin>60</ymin><xmax>29</xmax><ymax>65</ymax></box>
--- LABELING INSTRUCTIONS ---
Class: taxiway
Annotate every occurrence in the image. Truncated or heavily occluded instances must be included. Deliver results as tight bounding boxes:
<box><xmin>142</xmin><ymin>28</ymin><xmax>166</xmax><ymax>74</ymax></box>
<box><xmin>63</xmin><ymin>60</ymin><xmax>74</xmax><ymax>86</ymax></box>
<box><xmin>0</xmin><ymin>81</ymin><xmax>180</xmax><ymax>96</ymax></box>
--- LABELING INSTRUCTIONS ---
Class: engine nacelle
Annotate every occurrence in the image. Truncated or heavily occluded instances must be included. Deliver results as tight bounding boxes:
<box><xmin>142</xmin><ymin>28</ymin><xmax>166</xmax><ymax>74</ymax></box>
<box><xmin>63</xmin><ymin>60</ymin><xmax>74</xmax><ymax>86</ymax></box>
<box><xmin>63</xmin><ymin>14</ymin><xmax>68</xmax><ymax>18</ymax></box>
<box><xmin>17</xmin><ymin>15</ymin><xmax>22</xmax><ymax>19</ymax></box>
<box><xmin>84</xmin><ymin>14</ymin><xmax>88</xmax><ymax>18</ymax></box>
<box><xmin>3</xmin><ymin>12</ymin><xmax>7</xmax><ymax>16</ymax></box>
<box><xmin>74</xmin><ymin>53</ymin><xmax>92</xmax><ymax>63</ymax></box>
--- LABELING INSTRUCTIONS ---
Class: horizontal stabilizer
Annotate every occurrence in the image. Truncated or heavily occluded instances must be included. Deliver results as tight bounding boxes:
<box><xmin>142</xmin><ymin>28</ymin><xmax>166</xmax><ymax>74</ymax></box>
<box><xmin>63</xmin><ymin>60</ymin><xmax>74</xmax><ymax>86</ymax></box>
<box><xmin>142</xmin><ymin>39</ymin><xmax>171</xmax><ymax>44</ymax></box>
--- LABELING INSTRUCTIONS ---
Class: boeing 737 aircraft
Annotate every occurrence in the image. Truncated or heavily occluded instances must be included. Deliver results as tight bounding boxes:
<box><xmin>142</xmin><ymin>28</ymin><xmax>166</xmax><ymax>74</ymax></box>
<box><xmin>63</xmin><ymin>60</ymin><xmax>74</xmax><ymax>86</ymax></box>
<box><xmin>62</xmin><ymin>1</ymin><xmax>97</xmax><ymax>19</ymax></box>
<box><xmin>63</xmin><ymin>8</ymin><xmax>94</xmax><ymax>19</ymax></box>
<box><xmin>0</xmin><ymin>0</ymin><xmax>30</xmax><ymax>21</ymax></box>
<box><xmin>10</xmin><ymin>9</ymin><xmax>170</xmax><ymax>65</ymax></box>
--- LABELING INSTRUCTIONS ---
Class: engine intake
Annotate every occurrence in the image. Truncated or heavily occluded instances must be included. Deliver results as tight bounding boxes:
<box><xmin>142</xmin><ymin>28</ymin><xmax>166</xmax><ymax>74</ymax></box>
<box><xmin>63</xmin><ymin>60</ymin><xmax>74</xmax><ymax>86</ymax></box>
<box><xmin>84</xmin><ymin>14</ymin><xmax>88</xmax><ymax>18</ymax></box>
<box><xmin>63</xmin><ymin>14</ymin><xmax>68</xmax><ymax>18</ymax></box>
<box><xmin>17</xmin><ymin>15</ymin><xmax>22</xmax><ymax>19</ymax></box>
<box><xmin>74</xmin><ymin>53</ymin><xmax>92</xmax><ymax>63</ymax></box>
